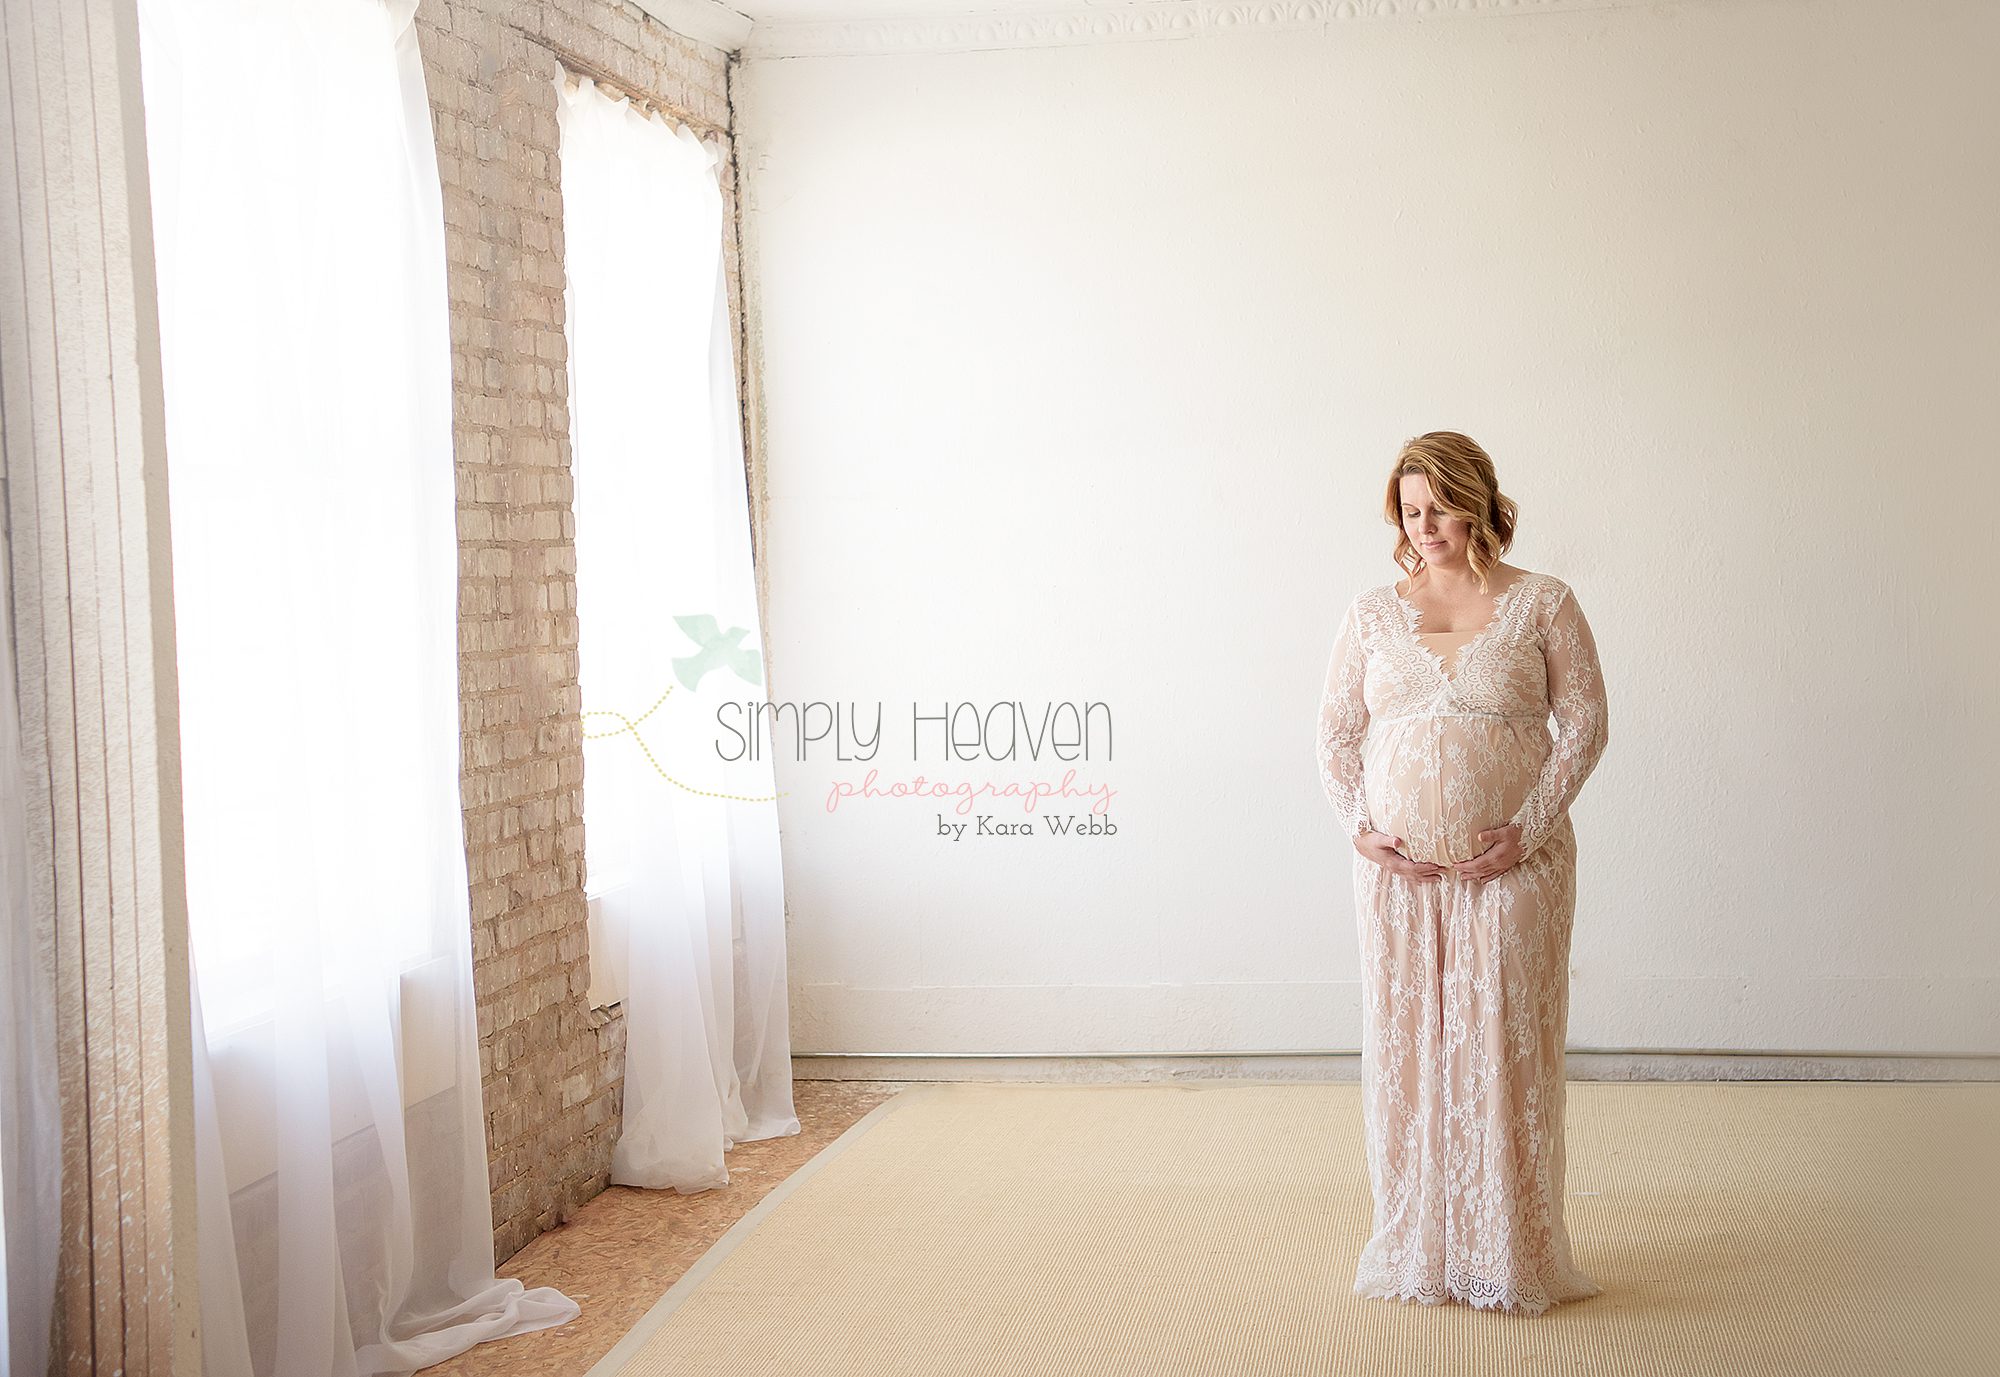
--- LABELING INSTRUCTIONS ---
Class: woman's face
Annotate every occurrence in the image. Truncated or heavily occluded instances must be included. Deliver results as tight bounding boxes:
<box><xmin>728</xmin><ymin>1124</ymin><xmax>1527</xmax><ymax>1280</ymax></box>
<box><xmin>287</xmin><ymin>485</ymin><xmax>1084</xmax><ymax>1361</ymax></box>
<box><xmin>1398</xmin><ymin>473</ymin><xmax>1471</xmax><ymax>568</ymax></box>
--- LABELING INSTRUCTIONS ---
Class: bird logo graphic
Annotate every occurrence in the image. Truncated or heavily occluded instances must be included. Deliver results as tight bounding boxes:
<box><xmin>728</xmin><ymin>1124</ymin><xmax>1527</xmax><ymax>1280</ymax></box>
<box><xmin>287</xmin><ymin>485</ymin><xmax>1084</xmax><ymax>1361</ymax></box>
<box><xmin>670</xmin><ymin>613</ymin><xmax>763</xmax><ymax>691</ymax></box>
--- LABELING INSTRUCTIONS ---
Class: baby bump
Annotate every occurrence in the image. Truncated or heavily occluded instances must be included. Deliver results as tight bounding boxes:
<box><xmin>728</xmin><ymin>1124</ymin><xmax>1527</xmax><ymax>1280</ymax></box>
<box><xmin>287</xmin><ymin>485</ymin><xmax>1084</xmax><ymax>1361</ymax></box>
<box><xmin>1363</xmin><ymin>719</ymin><xmax>1544</xmax><ymax>866</ymax></box>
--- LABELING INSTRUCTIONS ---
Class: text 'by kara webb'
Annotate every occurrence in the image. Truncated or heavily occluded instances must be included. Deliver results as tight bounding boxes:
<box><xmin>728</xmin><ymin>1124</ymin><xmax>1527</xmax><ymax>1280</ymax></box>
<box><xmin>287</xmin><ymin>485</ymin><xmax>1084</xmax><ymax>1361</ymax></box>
<box><xmin>713</xmin><ymin>701</ymin><xmax>1113</xmax><ymax>763</ymax></box>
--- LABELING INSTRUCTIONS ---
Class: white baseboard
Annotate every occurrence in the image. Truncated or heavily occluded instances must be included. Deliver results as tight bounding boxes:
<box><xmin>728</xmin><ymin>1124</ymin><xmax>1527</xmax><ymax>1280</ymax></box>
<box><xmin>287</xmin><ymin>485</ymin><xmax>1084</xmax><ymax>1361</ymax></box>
<box><xmin>793</xmin><ymin>975</ymin><xmax>1999</xmax><ymax>1061</ymax></box>
<box><xmin>792</xmin><ymin>1050</ymin><xmax>2000</xmax><ymax>1083</ymax></box>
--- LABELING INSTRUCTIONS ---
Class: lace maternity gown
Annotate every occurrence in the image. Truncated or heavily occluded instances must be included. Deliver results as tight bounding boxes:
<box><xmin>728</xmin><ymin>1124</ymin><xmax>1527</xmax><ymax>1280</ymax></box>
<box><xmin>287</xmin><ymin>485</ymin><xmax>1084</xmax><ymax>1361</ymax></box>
<box><xmin>1315</xmin><ymin>568</ymin><xmax>1610</xmax><ymax>1316</ymax></box>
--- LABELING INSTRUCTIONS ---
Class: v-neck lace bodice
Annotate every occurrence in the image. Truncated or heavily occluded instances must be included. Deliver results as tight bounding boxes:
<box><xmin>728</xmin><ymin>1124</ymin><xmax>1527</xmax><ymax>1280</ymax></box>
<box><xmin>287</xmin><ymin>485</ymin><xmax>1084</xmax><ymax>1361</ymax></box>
<box><xmin>1382</xmin><ymin>571</ymin><xmax>1545</xmax><ymax>716</ymax></box>
<box><xmin>1413</xmin><ymin>630</ymin><xmax>1479</xmax><ymax>683</ymax></box>
<box><xmin>1316</xmin><ymin>570</ymin><xmax>1606</xmax><ymax>859</ymax></box>
<box><xmin>1393</xmin><ymin>570</ymin><xmax>1527</xmax><ymax>637</ymax></box>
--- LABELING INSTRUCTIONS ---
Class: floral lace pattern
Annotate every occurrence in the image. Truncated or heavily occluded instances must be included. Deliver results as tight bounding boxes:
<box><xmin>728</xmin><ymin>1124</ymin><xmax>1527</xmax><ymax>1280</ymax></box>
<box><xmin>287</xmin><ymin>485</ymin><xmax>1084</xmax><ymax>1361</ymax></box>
<box><xmin>1315</xmin><ymin>570</ymin><xmax>1610</xmax><ymax>1315</ymax></box>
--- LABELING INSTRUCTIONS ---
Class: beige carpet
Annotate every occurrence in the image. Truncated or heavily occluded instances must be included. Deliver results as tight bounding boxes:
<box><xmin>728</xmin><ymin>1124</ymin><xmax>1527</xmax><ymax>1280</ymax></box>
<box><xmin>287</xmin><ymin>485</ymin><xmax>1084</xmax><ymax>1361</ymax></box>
<box><xmin>585</xmin><ymin>1080</ymin><xmax>1999</xmax><ymax>1376</ymax></box>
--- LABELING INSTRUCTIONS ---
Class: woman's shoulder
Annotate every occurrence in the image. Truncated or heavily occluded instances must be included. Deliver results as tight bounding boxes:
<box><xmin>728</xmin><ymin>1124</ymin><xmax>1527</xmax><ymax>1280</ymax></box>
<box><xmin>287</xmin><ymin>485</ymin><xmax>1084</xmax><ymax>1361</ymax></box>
<box><xmin>1508</xmin><ymin>568</ymin><xmax>1584</xmax><ymax>626</ymax></box>
<box><xmin>1350</xmin><ymin>580</ymin><xmax>1403</xmax><ymax>619</ymax></box>
<box><xmin>1331</xmin><ymin>584</ymin><xmax>1388</xmax><ymax>640</ymax></box>
<box><xmin>1512</xmin><ymin>567</ymin><xmax>1569</xmax><ymax>597</ymax></box>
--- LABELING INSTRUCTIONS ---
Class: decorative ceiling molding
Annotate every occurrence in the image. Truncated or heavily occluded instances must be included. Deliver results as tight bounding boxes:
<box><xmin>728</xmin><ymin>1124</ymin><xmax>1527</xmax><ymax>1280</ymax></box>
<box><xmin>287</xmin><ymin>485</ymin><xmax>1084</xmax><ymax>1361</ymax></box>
<box><xmin>741</xmin><ymin>0</ymin><xmax>1658</xmax><ymax>60</ymax></box>
<box><xmin>634</xmin><ymin>0</ymin><xmax>756</xmax><ymax>53</ymax></box>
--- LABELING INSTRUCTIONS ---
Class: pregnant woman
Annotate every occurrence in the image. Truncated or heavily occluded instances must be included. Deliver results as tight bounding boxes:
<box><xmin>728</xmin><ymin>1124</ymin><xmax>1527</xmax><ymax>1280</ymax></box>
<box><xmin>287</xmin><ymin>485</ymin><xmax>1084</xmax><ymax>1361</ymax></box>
<box><xmin>1316</xmin><ymin>431</ymin><xmax>1610</xmax><ymax>1315</ymax></box>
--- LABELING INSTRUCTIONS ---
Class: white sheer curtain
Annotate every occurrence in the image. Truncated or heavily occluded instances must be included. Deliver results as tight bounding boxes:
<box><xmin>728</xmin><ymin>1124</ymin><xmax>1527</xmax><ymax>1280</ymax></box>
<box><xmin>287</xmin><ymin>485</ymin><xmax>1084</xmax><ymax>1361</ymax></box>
<box><xmin>0</xmin><ymin>536</ymin><xmax>57</xmax><ymax>1377</ymax></box>
<box><xmin>556</xmin><ymin>75</ymin><xmax>798</xmax><ymax>1192</ymax></box>
<box><xmin>137</xmin><ymin>2</ymin><xmax>578</xmax><ymax>1373</ymax></box>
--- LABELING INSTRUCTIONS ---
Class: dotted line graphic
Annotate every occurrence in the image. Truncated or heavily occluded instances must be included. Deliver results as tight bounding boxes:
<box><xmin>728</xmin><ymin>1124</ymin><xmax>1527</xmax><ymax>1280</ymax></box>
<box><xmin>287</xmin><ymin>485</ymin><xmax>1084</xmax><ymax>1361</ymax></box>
<box><xmin>582</xmin><ymin>683</ymin><xmax>784</xmax><ymax>803</ymax></box>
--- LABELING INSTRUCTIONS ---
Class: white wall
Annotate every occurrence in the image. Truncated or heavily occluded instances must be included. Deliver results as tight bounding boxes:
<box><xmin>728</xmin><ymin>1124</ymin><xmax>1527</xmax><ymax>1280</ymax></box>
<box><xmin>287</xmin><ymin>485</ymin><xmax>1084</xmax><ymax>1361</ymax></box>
<box><xmin>738</xmin><ymin>0</ymin><xmax>1998</xmax><ymax>1059</ymax></box>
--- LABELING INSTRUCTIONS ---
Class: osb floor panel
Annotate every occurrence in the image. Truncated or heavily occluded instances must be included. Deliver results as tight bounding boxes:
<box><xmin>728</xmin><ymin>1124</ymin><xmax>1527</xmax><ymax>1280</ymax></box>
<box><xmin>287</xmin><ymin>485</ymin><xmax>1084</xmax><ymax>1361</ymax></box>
<box><xmin>419</xmin><ymin>1080</ymin><xmax>910</xmax><ymax>1377</ymax></box>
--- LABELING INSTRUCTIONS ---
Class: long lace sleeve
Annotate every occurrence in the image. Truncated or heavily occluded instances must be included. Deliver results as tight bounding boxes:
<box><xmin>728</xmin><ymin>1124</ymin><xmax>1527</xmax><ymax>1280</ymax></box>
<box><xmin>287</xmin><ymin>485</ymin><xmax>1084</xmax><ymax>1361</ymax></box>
<box><xmin>1508</xmin><ymin>583</ymin><xmax>1609</xmax><ymax>861</ymax></box>
<box><xmin>1316</xmin><ymin>596</ymin><xmax>1374</xmax><ymax>841</ymax></box>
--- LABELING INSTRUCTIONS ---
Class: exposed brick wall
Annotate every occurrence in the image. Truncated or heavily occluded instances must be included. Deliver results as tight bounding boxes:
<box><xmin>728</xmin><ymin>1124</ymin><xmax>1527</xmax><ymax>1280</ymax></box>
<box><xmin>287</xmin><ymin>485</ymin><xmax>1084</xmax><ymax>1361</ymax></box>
<box><xmin>413</xmin><ymin>0</ymin><xmax>742</xmax><ymax>1263</ymax></box>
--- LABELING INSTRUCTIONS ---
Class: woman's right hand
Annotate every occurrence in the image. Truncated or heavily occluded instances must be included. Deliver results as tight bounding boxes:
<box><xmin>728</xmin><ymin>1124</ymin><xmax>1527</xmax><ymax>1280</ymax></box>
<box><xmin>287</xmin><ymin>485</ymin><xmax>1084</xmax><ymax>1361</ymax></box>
<box><xmin>1355</xmin><ymin>830</ymin><xmax>1446</xmax><ymax>881</ymax></box>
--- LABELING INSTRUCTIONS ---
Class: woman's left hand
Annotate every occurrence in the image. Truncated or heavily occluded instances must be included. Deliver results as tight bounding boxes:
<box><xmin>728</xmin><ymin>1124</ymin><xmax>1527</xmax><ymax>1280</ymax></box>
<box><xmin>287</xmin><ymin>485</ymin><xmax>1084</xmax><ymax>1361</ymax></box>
<box><xmin>1452</xmin><ymin>823</ymin><xmax>1524</xmax><ymax>882</ymax></box>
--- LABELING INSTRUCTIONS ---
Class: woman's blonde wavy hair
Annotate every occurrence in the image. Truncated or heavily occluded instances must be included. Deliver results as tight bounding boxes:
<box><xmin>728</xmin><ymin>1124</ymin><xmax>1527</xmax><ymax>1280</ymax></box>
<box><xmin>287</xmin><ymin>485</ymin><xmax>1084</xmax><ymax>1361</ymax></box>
<box><xmin>1384</xmin><ymin>431</ymin><xmax>1519</xmax><ymax>592</ymax></box>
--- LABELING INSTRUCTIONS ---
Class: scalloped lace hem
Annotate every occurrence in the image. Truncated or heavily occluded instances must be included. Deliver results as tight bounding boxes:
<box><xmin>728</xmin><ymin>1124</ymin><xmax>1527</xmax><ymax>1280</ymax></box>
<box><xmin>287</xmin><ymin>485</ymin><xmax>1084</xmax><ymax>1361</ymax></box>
<box><xmin>1355</xmin><ymin>1269</ymin><xmax>1604</xmax><ymax>1318</ymax></box>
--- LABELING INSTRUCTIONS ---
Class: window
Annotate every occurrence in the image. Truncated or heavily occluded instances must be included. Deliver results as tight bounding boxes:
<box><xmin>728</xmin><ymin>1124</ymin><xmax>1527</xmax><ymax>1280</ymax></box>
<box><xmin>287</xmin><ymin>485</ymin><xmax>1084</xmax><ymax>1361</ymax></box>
<box><xmin>556</xmin><ymin>76</ymin><xmax>774</xmax><ymax>1013</ymax></box>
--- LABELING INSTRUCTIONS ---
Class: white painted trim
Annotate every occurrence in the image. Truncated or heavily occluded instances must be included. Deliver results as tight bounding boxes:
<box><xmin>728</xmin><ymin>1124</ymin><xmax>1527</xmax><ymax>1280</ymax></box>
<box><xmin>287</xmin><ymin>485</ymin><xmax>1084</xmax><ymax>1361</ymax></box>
<box><xmin>741</xmin><ymin>0</ymin><xmax>1659</xmax><ymax>61</ymax></box>
<box><xmin>584</xmin><ymin>888</ymin><xmax>630</xmax><ymax>1009</ymax></box>
<box><xmin>633</xmin><ymin>0</ymin><xmax>756</xmax><ymax>52</ymax></box>
<box><xmin>791</xmin><ymin>1053</ymin><xmax>2000</xmax><ymax>1083</ymax></box>
<box><xmin>792</xmin><ymin>975</ymin><xmax>2000</xmax><ymax>1060</ymax></box>
<box><xmin>206</xmin><ymin>956</ymin><xmax>464</xmax><ymax>1194</ymax></box>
